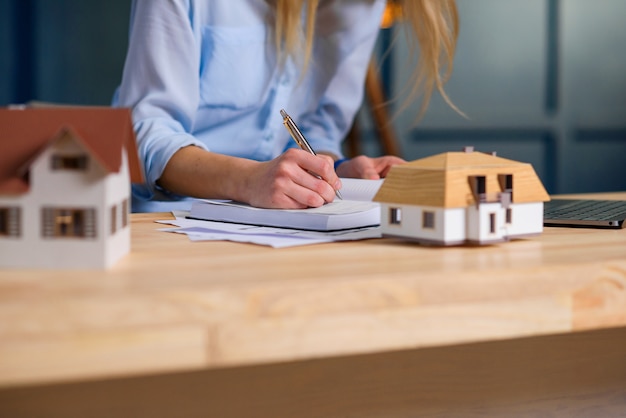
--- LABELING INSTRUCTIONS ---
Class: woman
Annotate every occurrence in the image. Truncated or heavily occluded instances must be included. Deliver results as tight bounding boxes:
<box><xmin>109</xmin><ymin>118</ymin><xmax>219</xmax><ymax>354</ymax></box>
<box><xmin>114</xmin><ymin>0</ymin><xmax>458</xmax><ymax>211</ymax></box>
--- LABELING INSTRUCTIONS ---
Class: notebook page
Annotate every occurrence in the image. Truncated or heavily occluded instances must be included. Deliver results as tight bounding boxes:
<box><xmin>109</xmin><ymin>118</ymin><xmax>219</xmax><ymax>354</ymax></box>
<box><xmin>336</xmin><ymin>178</ymin><xmax>384</xmax><ymax>202</ymax></box>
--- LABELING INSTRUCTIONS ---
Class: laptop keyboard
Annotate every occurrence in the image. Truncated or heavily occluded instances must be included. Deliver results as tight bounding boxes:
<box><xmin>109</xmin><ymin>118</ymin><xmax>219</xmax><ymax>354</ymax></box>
<box><xmin>544</xmin><ymin>199</ymin><xmax>626</xmax><ymax>221</ymax></box>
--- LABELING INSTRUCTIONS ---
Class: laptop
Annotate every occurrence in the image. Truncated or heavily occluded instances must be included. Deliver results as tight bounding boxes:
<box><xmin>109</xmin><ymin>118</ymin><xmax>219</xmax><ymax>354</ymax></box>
<box><xmin>543</xmin><ymin>199</ymin><xmax>626</xmax><ymax>229</ymax></box>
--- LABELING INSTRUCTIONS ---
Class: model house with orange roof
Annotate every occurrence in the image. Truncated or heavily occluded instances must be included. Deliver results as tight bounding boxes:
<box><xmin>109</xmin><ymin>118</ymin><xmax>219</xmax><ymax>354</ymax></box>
<box><xmin>373</xmin><ymin>147</ymin><xmax>550</xmax><ymax>246</ymax></box>
<box><xmin>0</xmin><ymin>106</ymin><xmax>142</xmax><ymax>269</ymax></box>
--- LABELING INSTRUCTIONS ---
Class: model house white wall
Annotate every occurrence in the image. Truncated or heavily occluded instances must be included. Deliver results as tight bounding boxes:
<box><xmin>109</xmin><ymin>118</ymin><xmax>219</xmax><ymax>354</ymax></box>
<box><xmin>380</xmin><ymin>205</ymin><xmax>468</xmax><ymax>245</ymax></box>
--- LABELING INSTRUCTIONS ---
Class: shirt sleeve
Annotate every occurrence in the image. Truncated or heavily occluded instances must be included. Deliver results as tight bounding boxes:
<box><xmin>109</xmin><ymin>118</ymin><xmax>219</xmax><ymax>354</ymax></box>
<box><xmin>115</xmin><ymin>0</ymin><xmax>205</xmax><ymax>201</ymax></box>
<box><xmin>293</xmin><ymin>0</ymin><xmax>386</xmax><ymax>159</ymax></box>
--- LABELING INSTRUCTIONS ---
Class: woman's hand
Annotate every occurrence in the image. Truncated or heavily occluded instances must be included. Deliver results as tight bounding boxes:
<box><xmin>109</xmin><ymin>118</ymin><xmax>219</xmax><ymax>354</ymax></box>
<box><xmin>335</xmin><ymin>155</ymin><xmax>405</xmax><ymax>179</ymax></box>
<box><xmin>158</xmin><ymin>146</ymin><xmax>342</xmax><ymax>209</ymax></box>
<box><xmin>244</xmin><ymin>149</ymin><xmax>342</xmax><ymax>209</ymax></box>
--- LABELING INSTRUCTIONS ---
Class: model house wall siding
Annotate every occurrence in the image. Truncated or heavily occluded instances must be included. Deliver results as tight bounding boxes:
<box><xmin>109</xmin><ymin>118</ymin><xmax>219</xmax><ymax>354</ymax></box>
<box><xmin>504</xmin><ymin>203</ymin><xmax>544</xmax><ymax>237</ymax></box>
<box><xmin>380</xmin><ymin>204</ymin><xmax>467</xmax><ymax>245</ymax></box>
<box><xmin>466</xmin><ymin>203</ymin><xmax>506</xmax><ymax>244</ymax></box>
<box><xmin>32</xmin><ymin>135</ymin><xmax>107</xmax><ymax>204</ymax></box>
<box><xmin>441</xmin><ymin>208</ymin><xmax>468</xmax><ymax>244</ymax></box>
<box><xmin>104</xmin><ymin>151</ymin><xmax>132</xmax><ymax>267</ymax></box>
<box><xmin>379</xmin><ymin>200</ymin><xmax>544</xmax><ymax>246</ymax></box>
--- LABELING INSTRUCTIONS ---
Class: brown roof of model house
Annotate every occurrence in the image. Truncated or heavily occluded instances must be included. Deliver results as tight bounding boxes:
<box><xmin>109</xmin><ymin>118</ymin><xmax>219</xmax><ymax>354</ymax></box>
<box><xmin>374</xmin><ymin>150</ymin><xmax>550</xmax><ymax>208</ymax></box>
<box><xmin>0</xmin><ymin>106</ymin><xmax>142</xmax><ymax>194</ymax></box>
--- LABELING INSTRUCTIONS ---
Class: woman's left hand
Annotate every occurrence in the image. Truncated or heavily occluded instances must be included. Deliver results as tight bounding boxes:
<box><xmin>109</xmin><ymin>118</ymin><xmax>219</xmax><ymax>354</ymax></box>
<box><xmin>335</xmin><ymin>155</ymin><xmax>405</xmax><ymax>179</ymax></box>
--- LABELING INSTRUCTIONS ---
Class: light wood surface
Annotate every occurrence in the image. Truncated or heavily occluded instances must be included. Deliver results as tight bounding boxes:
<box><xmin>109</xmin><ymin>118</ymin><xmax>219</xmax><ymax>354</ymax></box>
<box><xmin>1</xmin><ymin>192</ymin><xmax>625</xmax><ymax>416</ymax></box>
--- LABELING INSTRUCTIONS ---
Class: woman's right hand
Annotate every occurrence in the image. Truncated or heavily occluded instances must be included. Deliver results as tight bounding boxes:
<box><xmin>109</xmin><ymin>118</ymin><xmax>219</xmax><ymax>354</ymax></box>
<box><xmin>158</xmin><ymin>146</ymin><xmax>341</xmax><ymax>209</ymax></box>
<box><xmin>242</xmin><ymin>149</ymin><xmax>341</xmax><ymax>209</ymax></box>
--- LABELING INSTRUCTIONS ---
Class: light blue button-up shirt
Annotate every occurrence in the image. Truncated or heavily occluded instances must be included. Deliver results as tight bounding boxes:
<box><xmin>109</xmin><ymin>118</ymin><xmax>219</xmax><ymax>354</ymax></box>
<box><xmin>114</xmin><ymin>0</ymin><xmax>385</xmax><ymax>211</ymax></box>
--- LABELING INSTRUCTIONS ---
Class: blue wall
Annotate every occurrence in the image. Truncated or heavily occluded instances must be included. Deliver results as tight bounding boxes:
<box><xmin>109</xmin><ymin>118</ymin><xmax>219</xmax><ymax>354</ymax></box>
<box><xmin>1</xmin><ymin>0</ymin><xmax>130</xmax><ymax>105</ymax></box>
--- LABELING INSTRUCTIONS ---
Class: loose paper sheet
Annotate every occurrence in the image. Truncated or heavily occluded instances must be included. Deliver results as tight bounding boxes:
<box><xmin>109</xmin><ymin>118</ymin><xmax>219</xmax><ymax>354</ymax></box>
<box><xmin>158</xmin><ymin>211</ymin><xmax>381</xmax><ymax>248</ymax></box>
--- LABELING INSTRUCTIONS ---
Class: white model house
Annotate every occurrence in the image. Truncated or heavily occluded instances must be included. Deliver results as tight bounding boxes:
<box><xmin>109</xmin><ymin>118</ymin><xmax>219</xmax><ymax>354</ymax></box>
<box><xmin>0</xmin><ymin>106</ymin><xmax>142</xmax><ymax>269</ymax></box>
<box><xmin>373</xmin><ymin>148</ymin><xmax>550</xmax><ymax>245</ymax></box>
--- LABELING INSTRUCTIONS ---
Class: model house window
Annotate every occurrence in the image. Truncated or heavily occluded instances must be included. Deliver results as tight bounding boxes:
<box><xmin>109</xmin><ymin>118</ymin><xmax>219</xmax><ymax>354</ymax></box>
<box><xmin>489</xmin><ymin>213</ymin><xmax>497</xmax><ymax>234</ymax></box>
<box><xmin>51</xmin><ymin>154</ymin><xmax>88</xmax><ymax>170</ymax></box>
<box><xmin>121</xmin><ymin>199</ymin><xmax>129</xmax><ymax>228</ymax></box>
<box><xmin>422</xmin><ymin>211</ymin><xmax>435</xmax><ymax>229</ymax></box>
<box><xmin>111</xmin><ymin>200</ymin><xmax>130</xmax><ymax>235</ymax></box>
<box><xmin>42</xmin><ymin>208</ymin><xmax>96</xmax><ymax>239</ymax></box>
<box><xmin>506</xmin><ymin>208</ymin><xmax>513</xmax><ymax>224</ymax></box>
<box><xmin>469</xmin><ymin>175</ymin><xmax>487</xmax><ymax>202</ymax></box>
<box><xmin>498</xmin><ymin>174</ymin><xmax>513</xmax><ymax>200</ymax></box>
<box><xmin>0</xmin><ymin>207</ymin><xmax>21</xmax><ymax>238</ymax></box>
<box><xmin>390</xmin><ymin>207</ymin><xmax>402</xmax><ymax>225</ymax></box>
<box><xmin>0</xmin><ymin>209</ymin><xmax>7</xmax><ymax>236</ymax></box>
<box><xmin>111</xmin><ymin>205</ymin><xmax>118</xmax><ymax>235</ymax></box>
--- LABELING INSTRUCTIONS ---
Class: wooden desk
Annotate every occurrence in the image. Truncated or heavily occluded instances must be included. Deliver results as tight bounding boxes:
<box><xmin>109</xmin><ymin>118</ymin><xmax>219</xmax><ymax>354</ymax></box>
<box><xmin>1</xmin><ymin>193</ymin><xmax>625</xmax><ymax>417</ymax></box>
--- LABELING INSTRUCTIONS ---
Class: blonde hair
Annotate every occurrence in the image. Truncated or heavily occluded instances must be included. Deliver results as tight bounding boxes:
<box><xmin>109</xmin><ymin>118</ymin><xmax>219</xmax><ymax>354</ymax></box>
<box><xmin>399</xmin><ymin>0</ymin><xmax>460</xmax><ymax>116</ymax></box>
<box><xmin>274</xmin><ymin>0</ymin><xmax>459</xmax><ymax>115</ymax></box>
<box><xmin>274</xmin><ymin>0</ymin><xmax>320</xmax><ymax>70</ymax></box>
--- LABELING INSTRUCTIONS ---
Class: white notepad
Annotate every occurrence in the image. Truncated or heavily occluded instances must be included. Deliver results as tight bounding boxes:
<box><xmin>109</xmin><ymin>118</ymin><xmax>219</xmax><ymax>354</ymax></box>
<box><xmin>188</xmin><ymin>179</ymin><xmax>383</xmax><ymax>232</ymax></box>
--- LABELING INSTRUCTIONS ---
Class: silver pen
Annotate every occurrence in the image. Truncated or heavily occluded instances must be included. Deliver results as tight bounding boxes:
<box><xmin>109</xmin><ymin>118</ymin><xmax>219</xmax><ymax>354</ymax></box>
<box><xmin>280</xmin><ymin>109</ymin><xmax>343</xmax><ymax>200</ymax></box>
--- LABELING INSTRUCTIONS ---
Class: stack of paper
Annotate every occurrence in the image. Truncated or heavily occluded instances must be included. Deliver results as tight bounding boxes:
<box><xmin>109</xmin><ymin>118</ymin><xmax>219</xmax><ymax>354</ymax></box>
<box><xmin>157</xmin><ymin>178</ymin><xmax>384</xmax><ymax>248</ymax></box>
<box><xmin>188</xmin><ymin>199</ymin><xmax>380</xmax><ymax>231</ymax></box>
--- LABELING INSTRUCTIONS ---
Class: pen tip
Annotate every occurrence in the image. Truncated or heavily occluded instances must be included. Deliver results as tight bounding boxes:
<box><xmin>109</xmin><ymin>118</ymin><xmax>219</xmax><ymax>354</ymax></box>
<box><xmin>280</xmin><ymin>109</ymin><xmax>287</xmax><ymax>118</ymax></box>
